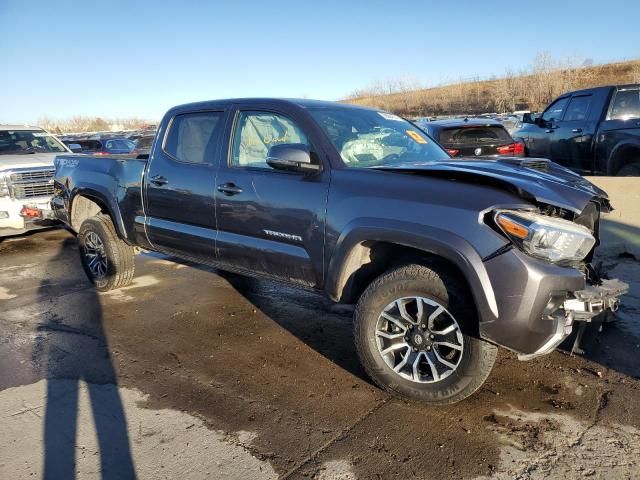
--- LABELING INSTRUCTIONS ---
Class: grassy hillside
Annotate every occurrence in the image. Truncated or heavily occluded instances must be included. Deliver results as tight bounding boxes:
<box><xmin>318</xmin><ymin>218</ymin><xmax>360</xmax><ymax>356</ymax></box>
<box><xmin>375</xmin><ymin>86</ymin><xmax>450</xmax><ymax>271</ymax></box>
<box><xmin>346</xmin><ymin>58</ymin><xmax>640</xmax><ymax>116</ymax></box>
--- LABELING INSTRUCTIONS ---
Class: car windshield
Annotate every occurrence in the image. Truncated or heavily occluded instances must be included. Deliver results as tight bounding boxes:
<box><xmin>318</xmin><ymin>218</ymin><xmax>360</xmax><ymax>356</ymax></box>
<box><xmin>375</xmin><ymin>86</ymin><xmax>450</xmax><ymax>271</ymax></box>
<box><xmin>0</xmin><ymin>130</ymin><xmax>67</xmax><ymax>155</ymax></box>
<box><xmin>308</xmin><ymin>107</ymin><xmax>450</xmax><ymax>167</ymax></box>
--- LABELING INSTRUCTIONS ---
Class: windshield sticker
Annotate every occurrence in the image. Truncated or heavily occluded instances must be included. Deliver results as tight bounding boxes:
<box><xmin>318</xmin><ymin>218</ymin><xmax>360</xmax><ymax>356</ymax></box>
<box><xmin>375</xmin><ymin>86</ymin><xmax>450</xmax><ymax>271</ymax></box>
<box><xmin>406</xmin><ymin>130</ymin><xmax>427</xmax><ymax>144</ymax></box>
<box><xmin>378</xmin><ymin>112</ymin><xmax>403</xmax><ymax>121</ymax></box>
<box><xmin>32</xmin><ymin>132</ymin><xmax>48</xmax><ymax>137</ymax></box>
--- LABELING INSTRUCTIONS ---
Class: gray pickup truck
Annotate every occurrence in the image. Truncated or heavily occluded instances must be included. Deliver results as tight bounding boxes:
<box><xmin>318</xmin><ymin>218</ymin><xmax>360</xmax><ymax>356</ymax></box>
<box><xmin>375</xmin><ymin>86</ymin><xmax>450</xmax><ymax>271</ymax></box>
<box><xmin>52</xmin><ymin>98</ymin><xmax>628</xmax><ymax>404</ymax></box>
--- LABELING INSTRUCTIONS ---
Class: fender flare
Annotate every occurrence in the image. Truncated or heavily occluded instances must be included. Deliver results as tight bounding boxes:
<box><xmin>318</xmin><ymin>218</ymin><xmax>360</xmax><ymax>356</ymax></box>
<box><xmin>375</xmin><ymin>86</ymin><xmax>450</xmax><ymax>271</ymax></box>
<box><xmin>607</xmin><ymin>140</ymin><xmax>640</xmax><ymax>175</ymax></box>
<box><xmin>70</xmin><ymin>185</ymin><xmax>129</xmax><ymax>242</ymax></box>
<box><xmin>325</xmin><ymin>218</ymin><xmax>499</xmax><ymax>323</ymax></box>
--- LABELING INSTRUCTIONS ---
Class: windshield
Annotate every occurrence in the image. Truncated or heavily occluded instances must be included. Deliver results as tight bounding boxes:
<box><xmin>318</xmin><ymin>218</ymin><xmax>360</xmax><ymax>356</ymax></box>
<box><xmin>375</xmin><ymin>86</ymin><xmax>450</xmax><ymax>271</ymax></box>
<box><xmin>308</xmin><ymin>107</ymin><xmax>450</xmax><ymax>167</ymax></box>
<box><xmin>0</xmin><ymin>130</ymin><xmax>67</xmax><ymax>155</ymax></box>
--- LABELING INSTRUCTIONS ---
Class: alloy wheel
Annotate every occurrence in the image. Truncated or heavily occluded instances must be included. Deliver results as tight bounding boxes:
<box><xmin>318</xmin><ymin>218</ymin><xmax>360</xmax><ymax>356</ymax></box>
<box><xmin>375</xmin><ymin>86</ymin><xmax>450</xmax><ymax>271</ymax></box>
<box><xmin>375</xmin><ymin>296</ymin><xmax>464</xmax><ymax>383</ymax></box>
<box><xmin>84</xmin><ymin>231</ymin><xmax>108</xmax><ymax>278</ymax></box>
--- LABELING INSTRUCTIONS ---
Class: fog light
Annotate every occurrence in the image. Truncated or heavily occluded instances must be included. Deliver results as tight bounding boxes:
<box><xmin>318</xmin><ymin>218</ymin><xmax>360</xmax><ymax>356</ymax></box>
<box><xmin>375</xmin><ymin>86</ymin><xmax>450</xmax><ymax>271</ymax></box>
<box><xmin>0</xmin><ymin>211</ymin><xmax>9</xmax><ymax>219</ymax></box>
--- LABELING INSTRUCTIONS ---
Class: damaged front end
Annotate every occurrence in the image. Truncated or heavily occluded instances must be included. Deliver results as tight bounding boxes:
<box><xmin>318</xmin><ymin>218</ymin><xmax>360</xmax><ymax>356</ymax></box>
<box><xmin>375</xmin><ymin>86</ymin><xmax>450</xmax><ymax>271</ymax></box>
<box><xmin>504</xmin><ymin>200</ymin><xmax>629</xmax><ymax>360</ymax></box>
<box><xmin>377</xmin><ymin>158</ymin><xmax>628</xmax><ymax>359</ymax></box>
<box><xmin>481</xmin><ymin>197</ymin><xmax>628</xmax><ymax>361</ymax></box>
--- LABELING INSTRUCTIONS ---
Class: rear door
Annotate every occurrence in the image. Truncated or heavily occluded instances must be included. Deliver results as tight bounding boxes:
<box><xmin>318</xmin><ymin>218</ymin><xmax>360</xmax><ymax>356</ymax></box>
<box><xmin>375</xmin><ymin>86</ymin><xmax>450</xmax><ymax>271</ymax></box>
<box><xmin>214</xmin><ymin>106</ymin><xmax>329</xmax><ymax>287</ymax></box>
<box><xmin>144</xmin><ymin>110</ymin><xmax>227</xmax><ymax>261</ymax></box>
<box><xmin>549</xmin><ymin>94</ymin><xmax>595</xmax><ymax>173</ymax></box>
<box><xmin>597</xmin><ymin>86</ymin><xmax>640</xmax><ymax>174</ymax></box>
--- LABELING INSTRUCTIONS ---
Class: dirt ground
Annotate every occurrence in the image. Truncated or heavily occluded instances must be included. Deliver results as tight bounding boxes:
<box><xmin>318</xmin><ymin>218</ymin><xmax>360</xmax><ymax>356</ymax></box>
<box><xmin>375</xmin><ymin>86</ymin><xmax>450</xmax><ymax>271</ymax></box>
<box><xmin>1</xmin><ymin>228</ymin><xmax>639</xmax><ymax>479</ymax></box>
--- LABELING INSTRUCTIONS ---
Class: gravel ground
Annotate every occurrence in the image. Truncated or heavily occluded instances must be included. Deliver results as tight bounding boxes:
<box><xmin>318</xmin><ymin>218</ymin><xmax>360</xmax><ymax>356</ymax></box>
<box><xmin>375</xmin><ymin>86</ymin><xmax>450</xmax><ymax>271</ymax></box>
<box><xmin>1</xmin><ymin>228</ymin><xmax>639</xmax><ymax>479</ymax></box>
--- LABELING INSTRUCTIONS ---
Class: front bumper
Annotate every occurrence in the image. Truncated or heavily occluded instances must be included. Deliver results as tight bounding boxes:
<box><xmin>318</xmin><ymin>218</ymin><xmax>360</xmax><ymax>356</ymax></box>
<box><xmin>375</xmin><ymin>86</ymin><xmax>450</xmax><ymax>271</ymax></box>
<box><xmin>478</xmin><ymin>248</ymin><xmax>628</xmax><ymax>359</ymax></box>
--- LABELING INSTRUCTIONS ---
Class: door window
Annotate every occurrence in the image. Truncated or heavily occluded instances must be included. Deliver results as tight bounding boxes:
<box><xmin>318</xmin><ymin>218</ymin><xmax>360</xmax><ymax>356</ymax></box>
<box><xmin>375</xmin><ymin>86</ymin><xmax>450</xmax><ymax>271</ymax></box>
<box><xmin>164</xmin><ymin>111</ymin><xmax>224</xmax><ymax>164</ymax></box>
<box><xmin>609</xmin><ymin>88</ymin><xmax>640</xmax><ymax>120</ymax></box>
<box><xmin>231</xmin><ymin>111</ymin><xmax>309</xmax><ymax>169</ymax></box>
<box><xmin>542</xmin><ymin>97</ymin><xmax>569</xmax><ymax>122</ymax></box>
<box><xmin>563</xmin><ymin>95</ymin><xmax>592</xmax><ymax>121</ymax></box>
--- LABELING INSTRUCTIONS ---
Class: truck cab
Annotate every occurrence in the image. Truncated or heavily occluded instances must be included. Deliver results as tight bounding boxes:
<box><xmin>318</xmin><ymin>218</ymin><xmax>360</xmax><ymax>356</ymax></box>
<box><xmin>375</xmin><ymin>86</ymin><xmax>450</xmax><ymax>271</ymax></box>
<box><xmin>0</xmin><ymin>125</ymin><xmax>69</xmax><ymax>236</ymax></box>
<box><xmin>515</xmin><ymin>85</ymin><xmax>640</xmax><ymax>175</ymax></box>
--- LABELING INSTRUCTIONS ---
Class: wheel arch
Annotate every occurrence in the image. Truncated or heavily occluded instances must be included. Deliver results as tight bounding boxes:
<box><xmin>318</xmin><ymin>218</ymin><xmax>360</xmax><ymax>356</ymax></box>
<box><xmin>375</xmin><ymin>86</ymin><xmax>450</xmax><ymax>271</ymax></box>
<box><xmin>608</xmin><ymin>141</ymin><xmax>640</xmax><ymax>175</ymax></box>
<box><xmin>325</xmin><ymin>220</ymin><xmax>499</xmax><ymax>324</ymax></box>
<box><xmin>70</xmin><ymin>189</ymin><xmax>129</xmax><ymax>242</ymax></box>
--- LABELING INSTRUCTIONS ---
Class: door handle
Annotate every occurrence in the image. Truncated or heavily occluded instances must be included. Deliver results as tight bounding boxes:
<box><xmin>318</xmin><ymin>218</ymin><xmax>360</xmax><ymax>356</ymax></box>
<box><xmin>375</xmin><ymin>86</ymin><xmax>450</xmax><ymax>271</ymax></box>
<box><xmin>545</xmin><ymin>128</ymin><xmax>555</xmax><ymax>133</ymax></box>
<box><xmin>572</xmin><ymin>128</ymin><xmax>583</xmax><ymax>133</ymax></box>
<box><xmin>217</xmin><ymin>183</ymin><xmax>243</xmax><ymax>196</ymax></box>
<box><xmin>150</xmin><ymin>175</ymin><xmax>168</xmax><ymax>186</ymax></box>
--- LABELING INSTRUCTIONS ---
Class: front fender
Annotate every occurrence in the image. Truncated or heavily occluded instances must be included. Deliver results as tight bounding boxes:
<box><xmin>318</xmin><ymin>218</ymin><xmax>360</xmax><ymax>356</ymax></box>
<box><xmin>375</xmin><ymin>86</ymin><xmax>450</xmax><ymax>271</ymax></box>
<box><xmin>325</xmin><ymin>218</ymin><xmax>499</xmax><ymax>324</ymax></box>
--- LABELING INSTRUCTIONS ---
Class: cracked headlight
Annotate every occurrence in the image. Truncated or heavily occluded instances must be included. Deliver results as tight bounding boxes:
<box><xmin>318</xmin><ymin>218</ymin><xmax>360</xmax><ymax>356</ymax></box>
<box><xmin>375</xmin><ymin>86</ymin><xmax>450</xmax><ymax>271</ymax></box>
<box><xmin>494</xmin><ymin>210</ymin><xmax>595</xmax><ymax>264</ymax></box>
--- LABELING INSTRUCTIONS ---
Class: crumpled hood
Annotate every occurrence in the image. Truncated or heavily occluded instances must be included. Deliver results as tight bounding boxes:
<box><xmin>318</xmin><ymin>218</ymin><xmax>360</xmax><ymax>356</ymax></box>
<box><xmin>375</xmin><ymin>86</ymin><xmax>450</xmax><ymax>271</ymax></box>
<box><xmin>376</xmin><ymin>157</ymin><xmax>610</xmax><ymax>214</ymax></box>
<box><xmin>0</xmin><ymin>152</ymin><xmax>58</xmax><ymax>171</ymax></box>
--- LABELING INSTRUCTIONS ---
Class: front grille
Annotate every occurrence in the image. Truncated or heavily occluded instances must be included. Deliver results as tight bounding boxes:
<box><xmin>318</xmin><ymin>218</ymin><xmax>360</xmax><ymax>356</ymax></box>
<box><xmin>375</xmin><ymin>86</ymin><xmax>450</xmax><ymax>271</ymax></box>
<box><xmin>8</xmin><ymin>168</ymin><xmax>55</xmax><ymax>199</ymax></box>
<box><xmin>10</xmin><ymin>170</ymin><xmax>55</xmax><ymax>182</ymax></box>
<box><xmin>12</xmin><ymin>183</ymin><xmax>55</xmax><ymax>198</ymax></box>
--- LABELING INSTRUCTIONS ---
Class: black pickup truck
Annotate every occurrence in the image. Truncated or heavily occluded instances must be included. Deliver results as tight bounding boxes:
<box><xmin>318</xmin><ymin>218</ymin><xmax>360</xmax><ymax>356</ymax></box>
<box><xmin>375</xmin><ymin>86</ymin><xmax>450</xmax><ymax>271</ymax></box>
<box><xmin>515</xmin><ymin>84</ymin><xmax>640</xmax><ymax>175</ymax></box>
<box><xmin>52</xmin><ymin>99</ymin><xmax>628</xmax><ymax>404</ymax></box>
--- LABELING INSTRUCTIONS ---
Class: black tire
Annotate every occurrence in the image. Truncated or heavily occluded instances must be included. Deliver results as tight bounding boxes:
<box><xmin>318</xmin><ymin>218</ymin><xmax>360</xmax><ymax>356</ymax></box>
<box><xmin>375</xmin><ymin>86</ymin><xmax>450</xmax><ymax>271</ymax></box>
<box><xmin>77</xmin><ymin>214</ymin><xmax>135</xmax><ymax>292</ymax></box>
<box><xmin>616</xmin><ymin>162</ymin><xmax>640</xmax><ymax>176</ymax></box>
<box><xmin>354</xmin><ymin>263</ymin><xmax>497</xmax><ymax>404</ymax></box>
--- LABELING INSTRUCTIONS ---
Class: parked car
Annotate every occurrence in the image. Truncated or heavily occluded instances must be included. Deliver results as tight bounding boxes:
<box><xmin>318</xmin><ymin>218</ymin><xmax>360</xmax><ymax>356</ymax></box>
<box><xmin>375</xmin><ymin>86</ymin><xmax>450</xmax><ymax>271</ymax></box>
<box><xmin>514</xmin><ymin>84</ymin><xmax>640</xmax><ymax>175</ymax></box>
<box><xmin>132</xmin><ymin>135</ymin><xmax>155</xmax><ymax>157</ymax></box>
<box><xmin>421</xmin><ymin>118</ymin><xmax>525</xmax><ymax>158</ymax></box>
<box><xmin>63</xmin><ymin>137</ymin><xmax>136</xmax><ymax>155</ymax></box>
<box><xmin>52</xmin><ymin>99</ymin><xmax>627</xmax><ymax>404</ymax></box>
<box><xmin>0</xmin><ymin>125</ymin><xmax>69</xmax><ymax>236</ymax></box>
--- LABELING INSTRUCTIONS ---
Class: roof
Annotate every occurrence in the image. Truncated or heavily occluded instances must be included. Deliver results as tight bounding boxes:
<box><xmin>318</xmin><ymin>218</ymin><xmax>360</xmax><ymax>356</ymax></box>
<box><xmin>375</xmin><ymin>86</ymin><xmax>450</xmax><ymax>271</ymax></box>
<box><xmin>168</xmin><ymin>98</ymin><xmax>379</xmax><ymax>114</ymax></box>
<box><xmin>0</xmin><ymin>124</ymin><xmax>45</xmax><ymax>131</ymax></box>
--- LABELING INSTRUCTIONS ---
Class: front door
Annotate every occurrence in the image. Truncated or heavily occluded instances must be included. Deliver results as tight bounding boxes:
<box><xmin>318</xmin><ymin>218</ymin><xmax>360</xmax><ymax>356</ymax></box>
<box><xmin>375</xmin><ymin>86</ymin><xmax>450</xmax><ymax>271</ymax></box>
<box><xmin>526</xmin><ymin>96</ymin><xmax>570</xmax><ymax>159</ymax></box>
<box><xmin>214</xmin><ymin>108</ymin><xmax>329</xmax><ymax>287</ymax></box>
<box><xmin>144</xmin><ymin>110</ymin><xmax>226</xmax><ymax>260</ymax></box>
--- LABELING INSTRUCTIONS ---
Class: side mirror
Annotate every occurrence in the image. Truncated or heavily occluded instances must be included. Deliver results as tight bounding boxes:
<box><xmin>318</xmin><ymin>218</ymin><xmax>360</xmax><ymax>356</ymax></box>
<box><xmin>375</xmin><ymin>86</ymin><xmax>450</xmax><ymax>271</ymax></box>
<box><xmin>68</xmin><ymin>143</ymin><xmax>82</xmax><ymax>153</ymax></box>
<box><xmin>266</xmin><ymin>143</ymin><xmax>321</xmax><ymax>174</ymax></box>
<box><xmin>522</xmin><ymin>113</ymin><xmax>533</xmax><ymax>124</ymax></box>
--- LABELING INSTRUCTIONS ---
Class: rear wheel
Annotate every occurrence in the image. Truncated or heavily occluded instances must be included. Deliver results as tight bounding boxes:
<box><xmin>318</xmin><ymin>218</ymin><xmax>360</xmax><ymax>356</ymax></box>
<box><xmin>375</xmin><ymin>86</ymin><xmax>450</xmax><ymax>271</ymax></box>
<box><xmin>616</xmin><ymin>162</ymin><xmax>640</xmax><ymax>176</ymax></box>
<box><xmin>77</xmin><ymin>214</ymin><xmax>135</xmax><ymax>291</ymax></box>
<box><xmin>354</xmin><ymin>263</ymin><xmax>497</xmax><ymax>404</ymax></box>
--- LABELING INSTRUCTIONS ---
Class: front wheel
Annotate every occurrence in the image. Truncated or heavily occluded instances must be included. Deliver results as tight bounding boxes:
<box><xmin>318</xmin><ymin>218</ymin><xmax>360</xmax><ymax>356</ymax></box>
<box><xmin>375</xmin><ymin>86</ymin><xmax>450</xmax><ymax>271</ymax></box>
<box><xmin>354</xmin><ymin>263</ymin><xmax>497</xmax><ymax>404</ymax></box>
<box><xmin>77</xmin><ymin>214</ymin><xmax>135</xmax><ymax>291</ymax></box>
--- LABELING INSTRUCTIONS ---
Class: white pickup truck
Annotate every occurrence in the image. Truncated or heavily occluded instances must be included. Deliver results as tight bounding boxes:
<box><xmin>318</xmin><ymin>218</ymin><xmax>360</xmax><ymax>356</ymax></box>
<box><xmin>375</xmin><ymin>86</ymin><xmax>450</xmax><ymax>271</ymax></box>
<box><xmin>0</xmin><ymin>125</ymin><xmax>72</xmax><ymax>236</ymax></box>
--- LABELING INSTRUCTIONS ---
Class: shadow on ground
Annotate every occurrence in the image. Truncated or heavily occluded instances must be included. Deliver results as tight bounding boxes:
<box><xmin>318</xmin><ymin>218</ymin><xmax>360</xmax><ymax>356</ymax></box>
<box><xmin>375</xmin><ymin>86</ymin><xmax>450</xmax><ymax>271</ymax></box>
<box><xmin>33</xmin><ymin>238</ymin><xmax>136</xmax><ymax>479</ymax></box>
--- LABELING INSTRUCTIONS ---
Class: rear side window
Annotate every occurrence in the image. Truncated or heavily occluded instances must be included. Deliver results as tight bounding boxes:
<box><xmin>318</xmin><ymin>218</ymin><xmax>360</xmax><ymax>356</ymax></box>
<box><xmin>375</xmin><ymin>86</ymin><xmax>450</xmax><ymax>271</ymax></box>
<box><xmin>542</xmin><ymin>97</ymin><xmax>569</xmax><ymax>122</ymax></box>
<box><xmin>609</xmin><ymin>88</ymin><xmax>640</xmax><ymax>120</ymax></box>
<box><xmin>563</xmin><ymin>95</ymin><xmax>591</xmax><ymax>121</ymax></box>
<box><xmin>438</xmin><ymin>126</ymin><xmax>512</xmax><ymax>146</ymax></box>
<box><xmin>164</xmin><ymin>111</ymin><xmax>224</xmax><ymax>164</ymax></box>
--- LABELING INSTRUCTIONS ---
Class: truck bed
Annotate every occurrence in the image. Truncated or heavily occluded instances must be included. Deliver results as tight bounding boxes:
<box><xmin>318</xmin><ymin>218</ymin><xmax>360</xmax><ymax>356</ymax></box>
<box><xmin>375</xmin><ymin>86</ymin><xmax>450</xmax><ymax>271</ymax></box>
<box><xmin>52</xmin><ymin>154</ymin><xmax>147</xmax><ymax>243</ymax></box>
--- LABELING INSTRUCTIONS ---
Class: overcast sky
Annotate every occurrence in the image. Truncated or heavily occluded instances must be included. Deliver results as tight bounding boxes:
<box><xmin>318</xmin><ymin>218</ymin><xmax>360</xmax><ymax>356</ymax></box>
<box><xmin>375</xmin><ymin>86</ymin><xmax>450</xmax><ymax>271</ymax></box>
<box><xmin>1</xmin><ymin>0</ymin><xmax>639</xmax><ymax>123</ymax></box>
